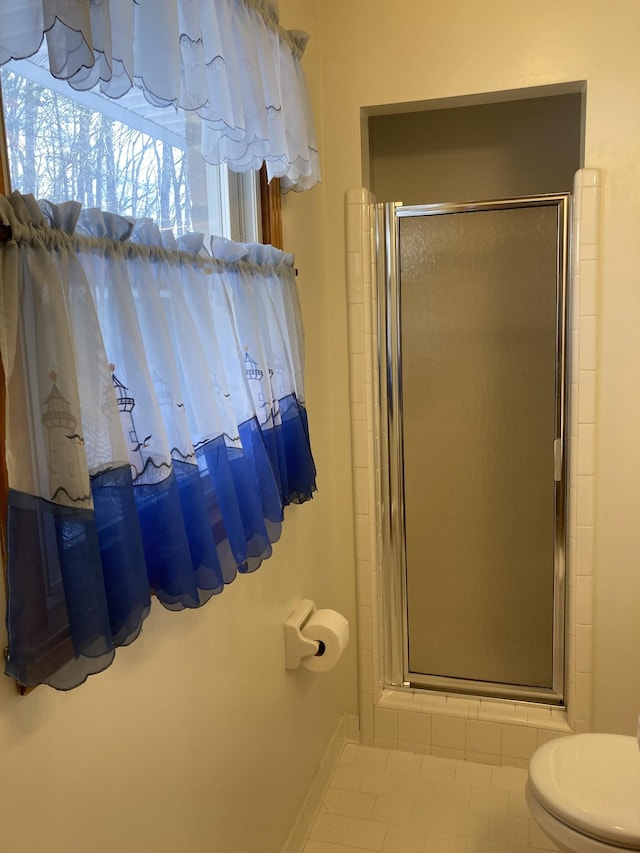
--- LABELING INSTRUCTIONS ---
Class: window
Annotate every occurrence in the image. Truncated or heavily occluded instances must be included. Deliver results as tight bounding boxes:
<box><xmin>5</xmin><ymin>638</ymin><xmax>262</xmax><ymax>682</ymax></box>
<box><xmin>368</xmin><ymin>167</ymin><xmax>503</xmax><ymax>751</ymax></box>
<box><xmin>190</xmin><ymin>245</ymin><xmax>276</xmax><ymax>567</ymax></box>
<box><xmin>0</xmin><ymin>56</ymin><xmax>262</xmax><ymax>245</ymax></box>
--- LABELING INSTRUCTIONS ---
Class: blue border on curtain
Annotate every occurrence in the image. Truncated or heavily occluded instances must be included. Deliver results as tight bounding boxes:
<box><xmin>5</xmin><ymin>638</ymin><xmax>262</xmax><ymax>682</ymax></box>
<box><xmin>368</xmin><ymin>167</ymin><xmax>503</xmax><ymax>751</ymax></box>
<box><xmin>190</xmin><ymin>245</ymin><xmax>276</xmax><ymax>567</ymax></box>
<box><xmin>4</xmin><ymin>396</ymin><xmax>315</xmax><ymax>690</ymax></box>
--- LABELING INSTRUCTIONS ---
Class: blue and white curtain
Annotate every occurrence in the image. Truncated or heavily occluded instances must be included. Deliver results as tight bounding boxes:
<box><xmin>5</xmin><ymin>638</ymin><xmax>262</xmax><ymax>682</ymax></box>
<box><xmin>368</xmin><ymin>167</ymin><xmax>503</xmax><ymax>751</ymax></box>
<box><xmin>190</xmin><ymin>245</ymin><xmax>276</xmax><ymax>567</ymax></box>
<box><xmin>0</xmin><ymin>192</ymin><xmax>316</xmax><ymax>690</ymax></box>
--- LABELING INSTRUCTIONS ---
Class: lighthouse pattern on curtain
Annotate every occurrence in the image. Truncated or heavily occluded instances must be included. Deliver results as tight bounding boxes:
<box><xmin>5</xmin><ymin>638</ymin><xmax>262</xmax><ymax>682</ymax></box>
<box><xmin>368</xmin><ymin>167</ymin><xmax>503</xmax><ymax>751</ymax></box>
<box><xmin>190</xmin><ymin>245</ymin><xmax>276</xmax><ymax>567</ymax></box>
<box><xmin>110</xmin><ymin>368</ymin><xmax>148</xmax><ymax>478</ymax></box>
<box><xmin>42</xmin><ymin>371</ymin><xmax>91</xmax><ymax>507</ymax></box>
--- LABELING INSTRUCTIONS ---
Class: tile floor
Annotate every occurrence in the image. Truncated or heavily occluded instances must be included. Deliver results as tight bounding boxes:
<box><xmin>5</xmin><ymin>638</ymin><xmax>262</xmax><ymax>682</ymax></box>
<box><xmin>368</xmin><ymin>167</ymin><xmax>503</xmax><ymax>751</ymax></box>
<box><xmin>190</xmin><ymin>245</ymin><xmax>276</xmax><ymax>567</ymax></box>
<box><xmin>303</xmin><ymin>743</ymin><xmax>560</xmax><ymax>853</ymax></box>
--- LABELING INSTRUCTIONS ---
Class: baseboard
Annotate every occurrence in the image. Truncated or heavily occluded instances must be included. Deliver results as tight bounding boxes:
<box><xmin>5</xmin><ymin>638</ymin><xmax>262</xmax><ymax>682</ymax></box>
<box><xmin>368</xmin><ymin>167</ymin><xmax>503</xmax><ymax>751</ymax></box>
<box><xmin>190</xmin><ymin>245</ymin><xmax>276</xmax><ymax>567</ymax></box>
<box><xmin>281</xmin><ymin>714</ymin><xmax>359</xmax><ymax>853</ymax></box>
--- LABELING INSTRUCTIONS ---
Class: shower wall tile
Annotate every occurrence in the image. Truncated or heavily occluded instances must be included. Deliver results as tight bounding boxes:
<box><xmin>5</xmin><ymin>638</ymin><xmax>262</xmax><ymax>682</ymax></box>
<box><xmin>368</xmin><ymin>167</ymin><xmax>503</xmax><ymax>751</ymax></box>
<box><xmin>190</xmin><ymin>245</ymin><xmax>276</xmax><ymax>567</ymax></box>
<box><xmin>537</xmin><ymin>728</ymin><xmax>571</xmax><ymax>747</ymax></box>
<box><xmin>345</xmin><ymin>206</ymin><xmax>362</xmax><ymax>253</ymax></box>
<box><xmin>448</xmin><ymin>697</ymin><xmax>480</xmax><ymax>719</ymax></box>
<box><xmin>346</xmin><ymin>251</ymin><xmax>363</xmax><ymax>303</ymax></box>
<box><xmin>367</xmin><ymin>480</ymin><xmax>377</xmax><ymax>522</ymax></box>
<box><xmin>346</xmin><ymin>191</ymin><xmax>375</xmax><ymax>742</ymax></box>
<box><xmin>575</xmin><ymin>625</ymin><xmax>593</xmax><ymax>673</ymax></box>
<box><xmin>570</xmin><ymin>278</ymin><xmax>581</xmax><ymax>332</ymax></box>
<box><xmin>351</xmin><ymin>422</ymin><xmax>367</xmax><ymax>470</ymax></box>
<box><xmin>572</xmin><ymin>184</ymin><xmax>582</xmax><ymax>222</ymax></box>
<box><xmin>569</xmin><ymin>440</ymin><xmax>579</xmax><ymax>487</ymax></box>
<box><xmin>466</xmin><ymin>720</ymin><xmax>501</xmax><ymax>756</ymax></box>
<box><xmin>578</xmin><ymin>168</ymin><xmax>599</xmax><ymax>187</ymax></box>
<box><xmin>367</xmin><ymin>521</ymin><xmax>378</xmax><ymax>580</ymax></box>
<box><xmin>357</xmin><ymin>604</ymin><xmax>373</xmax><ymax>651</ymax></box>
<box><xmin>374</xmin><ymin>737</ymin><xmax>398</xmax><ymax>752</ymax></box>
<box><xmin>398</xmin><ymin>740</ymin><xmax>430</xmax><ymax>755</ymax></box>
<box><xmin>575</xmin><ymin>672</ymin><xmax>593</xmax><ymax>720</ymax></box>
<box><xmin>565</xmin><ymin>166</ymin><xmax>595</xmax><ymax>727</ymax></box>
<box><xmin>360</xmin><ymin>700</ymin><xmax>374</xmax><ymax>742</ymax></box>
<box><xmin>345</xmin><ymin>172</ymin><xmax>599</xmax><ymax>767</ymax></box>
<box><xmin>580</xmin><ymin>259</ymin><xmax>598</xmax><ymax>316</ymax></box>
<box><xmin>379</xmin><ymin>690</ymin><xmax>419</xmax><ymax>710</ymax></box>
<box><xmin>524</xmin><ymin>704</ymin><xmax>551</xmax><ymax>726</ymax></box>
<box><xmin>577</xmin><ymin>474</ymin><xmax>595</xmax><ymax>527</ymax></box>
<box><xmin>356</xmin><ymin>559</ymin><xmax>371</xmax><ymax>607</ymax></box>
<box><xmin>432</xmin><ymin>715</ymin><xmax>466</xmax><ymax>751</ymax></box>
<box><xmin>479</xmin><ymin>701</ymin><xmax>527</xmax><ymax>725</ymax></box>
<box><xmin>568</xmin><ymin>650</ymin><xmax>577</xmax><ymax>717</ymax></box>
<box><xmin>572</xmin><ymin>164</ymin><xmax>598</xmax><ymax>750</ymax></box>
<box><xmin>571</xmin><ymin>215</ymin><xmax>582</xmax><ymax>262</ymax></box>
<box><xmin>370</xmin><ymin>614</ymin><xmax>380</xmax><ymax>658</ymax></box>
<box><xmin>570</xmin><ymin>381</ymin><xmax>579</xmax><ymax>437</ymax></box>
<box><xmin>567</xmin><ymin>585</ymin><xmax>577</xmax><ymax>639</ymax></box>
<box><xmin>577</xmin><ymin>424</ymin><xmax>595</xmax><ymax>475</ymax></box>
<box><xmin>419</xmin><ymin>693</ymin><xmax>447</xmax><ymax>714</ymax></box>
<box><xmin>580</xmin><ymin>188</ymin><xmax>600</xmax><ymax>245</ymax></box>
<box><xmin>466</xmin><ymin>751</ymin><xmax>501</xmax><ymax>766</ymax></box>
<box><xmin>576</xmin><ymin>525</ymin><xmax>594</xmax><ymax>575</ymax></box>
<box><xmin>353</xmin><ymin>466</ymin><xmax>368</xmax><ymax>515</ymax></box>
<box><xmin>578</xmin><ymin>369</ymin><xmax>596</xmax><ymax>423</ymax></box>
<box><xmin>364</xmin><ymin>338</ymin><xmax>374</xmax><ymax>385</ymax></box>
<box><xmin>569</xmin><ymin>486</ymin><xmax>578</xmax><ymax>537</ymax></box>
<box><xmin>500</xmin><ymin>724</ymin><xmax>538</xmax><ymax>761</ymax></box>
<box><xmin>374</xmin><ymin>706</ymin><xmax>398</xmax><ymax>741</ymax></box>
<box><xmin>350</xmin><ymin>401</ymin><xmax>365</xmax><ymax>422</ymax></box>
<box><xmin>359</xmin><ymin>650</ymin><xmax>373</xmax><ymax>697</ymax></box>
<box><xmin>570</xmin><ymin>333</ymin><xmax>580</xmax><ymax>377</ymax></box>
<box><xmin>347</xmin><ymin>304</ymin><xmax>364</xmax><ymax>354</ymax></box>
<box><xmin>579</xmin><ymin>242</ymin><xmax>598</xmax><ymax>261</ymax></box>
<box><xmin>576</xmin><ymin>574</ymin><xmax>594</xmax><ymax>625</ymax></box>
<box><xmin>549</xmin><ymin>708</ymin><xmax>568</xmax><ymax>727</ymax></box>
<box><xmin>363</xmin><ymin>299</ymin><xmax>373</xmax><ymax>340</ymax></box>
<box><xmin>358</xmin><ymin>652</ymin><xmax>374</xmax><ymax>708</ymax></box>
<box><xmin>348</xmin><ymin>354</ymin><xmax>366</xmax><ymax>403</ymax></box>
<box><xmin>354</xmin><ymin>508</ymin><xmax>369</xmax><ymax>561</ymax></box>
<box><xmin>579</xmin><ymin>316</ymin><xmax>597</xmax><ymax>370</ymax></box>
<box><xmin>361</xmin><ymin>233</ymin><xmax>372</xmax><ymax>280</ymax></box>
<box><xmin>431</xmin><ymin>746</ymin><xmax>465</xmax><ymax>761</ymax></box>
<box><xmin>398</xmin><ymin>709</ymin><xmax>431</xmax><ymax>745</ymax></box>
<box><xmin>345</xmin><ymin>186</ymin><xmax>369</xmax><ymax>205</ymax></box>
<box><xmin>365</xmin><ymin>427</ymin><xmax>376</xmax><ymax>480</ymax></box>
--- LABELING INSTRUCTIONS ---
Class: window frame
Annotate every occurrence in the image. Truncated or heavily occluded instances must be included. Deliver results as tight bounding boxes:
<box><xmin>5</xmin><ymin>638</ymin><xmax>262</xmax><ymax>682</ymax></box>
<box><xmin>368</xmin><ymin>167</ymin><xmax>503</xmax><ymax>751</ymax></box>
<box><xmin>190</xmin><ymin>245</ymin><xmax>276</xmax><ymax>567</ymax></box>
<box><xmin>0</xmin><ymin>81</ymin><xmax>11</xmax><ymax>686</ymax></box>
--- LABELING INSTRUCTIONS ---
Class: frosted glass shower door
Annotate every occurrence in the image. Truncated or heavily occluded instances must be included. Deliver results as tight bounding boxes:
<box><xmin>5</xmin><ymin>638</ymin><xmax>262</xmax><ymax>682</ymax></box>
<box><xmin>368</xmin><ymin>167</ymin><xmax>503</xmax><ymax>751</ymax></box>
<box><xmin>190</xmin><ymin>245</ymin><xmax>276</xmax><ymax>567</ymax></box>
<box><xmin>396</xmin><ymin>199</ymin><xmax>567</xmax><ymax>694</ymax></box>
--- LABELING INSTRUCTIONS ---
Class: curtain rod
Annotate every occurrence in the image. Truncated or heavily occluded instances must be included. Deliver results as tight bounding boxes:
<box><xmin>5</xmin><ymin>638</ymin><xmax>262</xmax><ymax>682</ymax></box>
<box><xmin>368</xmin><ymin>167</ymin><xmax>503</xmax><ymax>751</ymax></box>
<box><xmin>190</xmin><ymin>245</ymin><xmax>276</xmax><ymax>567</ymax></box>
<box><xmin>0</xmin><ymin>221</ymin><xmax>298</xmax><ymax>277</ymax></box>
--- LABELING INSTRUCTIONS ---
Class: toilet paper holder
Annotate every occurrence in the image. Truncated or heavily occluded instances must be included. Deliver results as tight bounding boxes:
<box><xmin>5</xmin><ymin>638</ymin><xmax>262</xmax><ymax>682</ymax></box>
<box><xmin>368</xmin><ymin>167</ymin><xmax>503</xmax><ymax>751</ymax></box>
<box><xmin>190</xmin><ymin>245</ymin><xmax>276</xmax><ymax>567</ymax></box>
<box><xmin>284</xmin><ymin>599</ymin><xmax>321</xmax><ymax>669</ymax></box>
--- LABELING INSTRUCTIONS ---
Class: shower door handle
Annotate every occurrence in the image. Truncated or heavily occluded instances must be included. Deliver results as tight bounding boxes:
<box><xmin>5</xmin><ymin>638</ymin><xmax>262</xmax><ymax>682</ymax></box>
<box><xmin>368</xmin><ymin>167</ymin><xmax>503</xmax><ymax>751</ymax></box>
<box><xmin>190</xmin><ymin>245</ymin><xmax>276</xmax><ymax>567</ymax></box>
<box><xmin>553</xmin><ymin>438</ymin><xmax>563</xmax><ymax>481</ymax></box>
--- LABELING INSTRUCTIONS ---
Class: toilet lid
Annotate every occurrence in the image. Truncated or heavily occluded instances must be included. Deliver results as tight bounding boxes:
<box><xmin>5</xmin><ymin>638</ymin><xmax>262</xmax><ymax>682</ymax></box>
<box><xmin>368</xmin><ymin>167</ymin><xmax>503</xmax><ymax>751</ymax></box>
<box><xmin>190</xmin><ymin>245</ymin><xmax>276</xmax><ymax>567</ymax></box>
<box><xmin>528</xmin><ymin>734</ymin><xmax>640</xmax><ymax>849</ymax></box>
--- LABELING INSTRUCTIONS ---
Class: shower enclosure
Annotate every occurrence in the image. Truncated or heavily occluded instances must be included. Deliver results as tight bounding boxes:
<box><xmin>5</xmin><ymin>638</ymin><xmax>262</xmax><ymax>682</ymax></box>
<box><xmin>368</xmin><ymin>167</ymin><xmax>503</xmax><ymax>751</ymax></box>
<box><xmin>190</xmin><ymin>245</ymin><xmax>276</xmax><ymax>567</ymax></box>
<box><xmin>378</xmin><ymin>195</ymin><xmax>570</xmax><ymax>703</ymax></box>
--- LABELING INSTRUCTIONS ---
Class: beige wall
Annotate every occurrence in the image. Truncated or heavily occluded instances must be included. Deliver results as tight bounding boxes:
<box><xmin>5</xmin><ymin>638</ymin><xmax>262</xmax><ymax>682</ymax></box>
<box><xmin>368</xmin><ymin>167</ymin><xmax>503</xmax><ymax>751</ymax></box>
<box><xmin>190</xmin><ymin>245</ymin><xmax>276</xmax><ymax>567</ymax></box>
<box><xmin>369</xmin><ymin>93</ymin><xmax>582</xmax><ymax>203</ymax></box>
<box><xmin>0</xmin><ymin>3</ymin><xmax>358</xmax><ymax>852</ymax></box>
<box><xmin>305</xmin><ymin>0</ymin><xmax>640</xmax><ymax>735</ymax></box>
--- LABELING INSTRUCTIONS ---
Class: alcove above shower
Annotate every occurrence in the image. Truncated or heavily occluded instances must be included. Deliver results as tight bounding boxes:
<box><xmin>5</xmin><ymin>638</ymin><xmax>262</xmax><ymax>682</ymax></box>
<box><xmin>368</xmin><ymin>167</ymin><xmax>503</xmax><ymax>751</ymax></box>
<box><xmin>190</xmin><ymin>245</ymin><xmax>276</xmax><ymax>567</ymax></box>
<box><xmin>367</xmin><ymin>88</ymin><xmax>584</xmax><ymax>205</ymax></box>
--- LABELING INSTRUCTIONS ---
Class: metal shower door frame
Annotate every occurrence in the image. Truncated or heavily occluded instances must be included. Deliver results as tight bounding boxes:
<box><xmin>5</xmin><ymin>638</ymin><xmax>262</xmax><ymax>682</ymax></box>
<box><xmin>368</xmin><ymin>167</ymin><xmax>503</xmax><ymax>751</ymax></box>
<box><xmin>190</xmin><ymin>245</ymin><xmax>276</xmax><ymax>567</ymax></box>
<box><xmin>377</xmin><ymin>195</ymin><xmax>570</xmax><ymax>704</ymax></box>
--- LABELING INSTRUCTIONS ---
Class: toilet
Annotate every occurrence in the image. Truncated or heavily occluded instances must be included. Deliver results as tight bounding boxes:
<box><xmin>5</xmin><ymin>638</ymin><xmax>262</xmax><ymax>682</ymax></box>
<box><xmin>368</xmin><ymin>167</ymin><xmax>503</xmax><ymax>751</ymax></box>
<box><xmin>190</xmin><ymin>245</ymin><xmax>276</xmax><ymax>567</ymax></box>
<box><xmin>526</xmin><ymin>733</ymin><xmax>640</xmax><ymax>852</ymax></box>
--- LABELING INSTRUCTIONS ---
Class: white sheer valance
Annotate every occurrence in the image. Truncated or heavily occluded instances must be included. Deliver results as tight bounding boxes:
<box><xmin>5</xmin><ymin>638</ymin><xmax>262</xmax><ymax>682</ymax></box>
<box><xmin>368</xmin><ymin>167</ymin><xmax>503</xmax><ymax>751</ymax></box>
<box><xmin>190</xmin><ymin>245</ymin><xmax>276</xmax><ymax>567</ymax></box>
<box><xmin>0</xmin><ymin>0</ymin><xmax>319</xmax><ymax>191</ymax></box>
